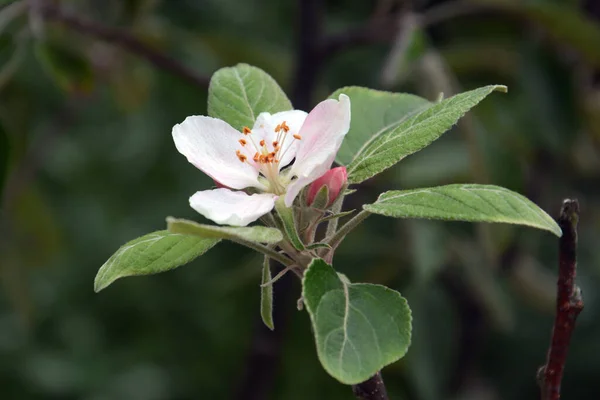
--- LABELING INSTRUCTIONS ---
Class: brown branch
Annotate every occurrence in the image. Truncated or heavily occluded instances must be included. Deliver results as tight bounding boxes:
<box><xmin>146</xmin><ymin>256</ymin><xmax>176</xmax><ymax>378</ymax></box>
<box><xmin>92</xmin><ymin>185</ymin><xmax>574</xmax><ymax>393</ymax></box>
<box><xmin>538</xmin><ymin>199</ymin><xmax>583</xmax><ymax>400</ymax></box>
<box><xmin>320</xmin><ymin>2</ymin><xmax>502</xmax><ymax>59</ymax></box>
<box><xmin>352</xmin><ymin>372</ymin><xmax>389</xmax><ymax>400</ymax></box>
<box><xmin>291</xmin><ymin>0</ymin><xmax>324</xmax><ymax>109</ymax></box>
<box><xmin>38</xmin><ymin>2</ymin><xmax>209</xmax><ymax>89</ymax></box>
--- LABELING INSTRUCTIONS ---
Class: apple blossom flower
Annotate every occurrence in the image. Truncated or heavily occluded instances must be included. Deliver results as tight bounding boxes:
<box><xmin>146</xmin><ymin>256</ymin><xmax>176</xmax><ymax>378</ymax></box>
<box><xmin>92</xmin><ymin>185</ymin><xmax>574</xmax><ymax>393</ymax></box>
<box><xmin>172</xmin><ymin>94</ymin><xmax>351</xmax><ymax>226</ymax></box>
<box><xmin>306</xmin><ymin>166</ymin><xmax>348</xmax><ymax>207</ymax></box>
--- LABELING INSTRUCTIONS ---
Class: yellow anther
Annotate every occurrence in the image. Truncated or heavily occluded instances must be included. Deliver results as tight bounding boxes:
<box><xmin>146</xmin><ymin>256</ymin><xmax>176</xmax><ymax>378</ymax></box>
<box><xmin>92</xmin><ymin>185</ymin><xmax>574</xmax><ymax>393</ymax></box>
<box><xmin>236</xmin><ymin>150</ymin><xmax>247</xmax><ymax>162</ymax></box>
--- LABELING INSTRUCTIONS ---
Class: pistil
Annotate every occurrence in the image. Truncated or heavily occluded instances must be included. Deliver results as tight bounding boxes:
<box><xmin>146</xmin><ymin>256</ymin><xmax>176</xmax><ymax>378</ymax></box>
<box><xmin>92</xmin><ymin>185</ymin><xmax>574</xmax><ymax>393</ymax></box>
<box><xmin>235</xmin><ymin>120</ymin><xmax>302</xmax><ymax>195</ymax></box>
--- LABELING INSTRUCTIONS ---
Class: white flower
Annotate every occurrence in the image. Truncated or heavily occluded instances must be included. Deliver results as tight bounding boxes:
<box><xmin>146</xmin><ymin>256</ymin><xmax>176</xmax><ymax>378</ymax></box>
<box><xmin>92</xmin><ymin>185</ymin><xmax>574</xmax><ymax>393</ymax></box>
<box><xmin>172</xmin><ymin>94</ymin><xmax>351</xmax><ymax>226</ymax></box>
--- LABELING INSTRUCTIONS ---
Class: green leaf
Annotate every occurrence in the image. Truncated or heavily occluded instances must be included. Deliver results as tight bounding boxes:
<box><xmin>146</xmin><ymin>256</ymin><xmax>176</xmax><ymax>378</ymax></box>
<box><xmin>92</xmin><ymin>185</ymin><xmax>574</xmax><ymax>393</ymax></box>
<box><xmin>363</xmin><ymin>184</ymin><xmax>561</xmax><ymax>237</ymax></box>
<box><xmin>260</xmin><ymin>256</ymin><xmax>274</xmax><ymax>330</ymax></box>
<box><xmin>34</xmin><ymin>41</ymin><xmax>94</xmax><ymax>94</ymax></box>
<box><xmin>94</xmin><ymin>231</ymin><xmax>220</xmax><ymax>292</ymax></box>
<box><xmin>274</xmin><ymin>199</ymin><xmax>305</xmax><ymax>250</ymax></box>
<box><xmin>310</xmin><ymin>185</ymin><xmax>330</xmax><ymax>210</ymax></box>
<box><xmin>207</xmin><ymin>63</ymin><xmax>292</xmax><ymax>131</ymax></box>
<box><xmin>346</xmin><ymin>85</ymin><xmax>507</xmax><ymax>184</ymax></box>
<box><xmin>329</xmin><ymin>86</ymin><xmax>432</xmax><ymax>165</ymax></box>
<box><xmin>306</xmin><ymin>242</ymin><xmax>331</xmax><ymax>251</ymax></box>
<box><xmin>319</xmin><ymin>210</ymin><xmax>356</xmax><ymax>223</ymax></box>
<box><xmin>167</xmin><ymin>217</ymin><xmax>283</xmax><ymax>244</ymax></box>
<box><xmin>302</xmin><ymin>259</ymin><xmax>412</xmax><ymax>384</ymax></box>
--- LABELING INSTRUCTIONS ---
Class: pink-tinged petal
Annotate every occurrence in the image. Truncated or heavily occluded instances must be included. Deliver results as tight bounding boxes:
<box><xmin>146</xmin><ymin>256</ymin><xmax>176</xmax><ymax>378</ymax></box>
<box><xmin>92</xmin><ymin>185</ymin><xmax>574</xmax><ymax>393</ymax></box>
<box><xmin>173</xmin><ymin>116</ymin><xmax>264</xmax><ymax>190</ymax></box>
<box><xmin>284</xmin><ymin>94</ymin><xmax>351</xmax><ymax>206</ymax></box>
<box><xmin>189</xmin><ymin>188</ymin><xmax>277</xmax><ymax>226</ymax></box>
<box><xmin>284</xmin><ymin>176</ymin><xmax>314</xmax><ymax>207</ymax></box>
<box><xmin>251</xmin><ymin>110</ymin><xmax>308</xmax><ymax>168</ymax></box>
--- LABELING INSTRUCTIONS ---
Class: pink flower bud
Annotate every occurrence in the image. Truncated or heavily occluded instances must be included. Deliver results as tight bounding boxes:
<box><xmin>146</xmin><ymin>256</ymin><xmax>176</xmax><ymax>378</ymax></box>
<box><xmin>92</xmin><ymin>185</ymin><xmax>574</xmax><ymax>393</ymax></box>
<box><xmin>306</xmin><ymin>166</ymin><xmax>347</xmax><ymax>207</ymax></box>
<box><xmin>213</xmin><ymin>180</ymin><xmax>231</xmax><ymax>189</ymax></box>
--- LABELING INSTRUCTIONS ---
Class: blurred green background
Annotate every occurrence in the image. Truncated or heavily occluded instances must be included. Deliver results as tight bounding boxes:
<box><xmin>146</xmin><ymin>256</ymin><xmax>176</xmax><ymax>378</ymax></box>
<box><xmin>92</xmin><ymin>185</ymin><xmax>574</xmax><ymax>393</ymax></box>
<box><xmin>1</xmin><ymin>0</ymin><xmax>600</xmax><ymax>399</ymax></box>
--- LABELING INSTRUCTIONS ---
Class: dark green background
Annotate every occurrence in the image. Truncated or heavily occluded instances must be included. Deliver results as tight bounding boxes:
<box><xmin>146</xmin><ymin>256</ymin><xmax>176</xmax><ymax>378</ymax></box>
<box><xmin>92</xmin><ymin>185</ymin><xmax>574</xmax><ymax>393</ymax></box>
<box><xmin>1</xmin><ymin>0</ymin><xmax>600</xmax><ymax>399</ymax></box>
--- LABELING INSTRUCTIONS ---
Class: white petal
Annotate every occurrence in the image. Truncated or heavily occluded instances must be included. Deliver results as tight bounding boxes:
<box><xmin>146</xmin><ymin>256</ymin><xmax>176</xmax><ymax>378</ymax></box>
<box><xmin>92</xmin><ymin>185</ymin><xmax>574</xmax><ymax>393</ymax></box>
<box><xmin>284</xmin><ymin>176</ymin><xmax>314</xmax><ymax>207</ymax></box>
<box><xmin>252</xmin><ymin>110</ymin><xmax>308</xmax><ymax>168</ymax></box>
<box><xmin>173</xmin><ymin>116</ymin><xmax>264</xmax><ymax>190</ymax></box>
<box><xmin>284</xmin><ymin>94</ymin><xmax>351</xmax><ymax>206</ymax></box>
<box><xmin>189</xmin><ymin>188</ymin><xmax>277</xmax><ymax>226</ymax></box>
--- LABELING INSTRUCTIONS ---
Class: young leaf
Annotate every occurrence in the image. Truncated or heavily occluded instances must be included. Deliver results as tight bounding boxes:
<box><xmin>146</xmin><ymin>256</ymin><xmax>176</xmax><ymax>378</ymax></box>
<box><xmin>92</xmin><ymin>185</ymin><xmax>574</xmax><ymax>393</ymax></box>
<box><xmin>303</xmin><ymin>259</ymin><xmax>412</xmax><ymax>385</ymax></box>
<box><xmin>274</xmin><ymin>199</ymin><xmax>305</xmax><ymax>250</ymax></box>
<box><xmin>319</xmin><ymin>209</ymin><xmax>356</xmax><ymax>223</ymax></box>
<box><xmin>306</xmin><ymin>243</ymin><xmax>331</xmax><ymax>250</ymax></box>
<box><xmin>167</xmin><ymin>217</ymin><xmax>283</xmax><ymax>244</ymax></box>
<box><xmin>363</xmin><ymin>184</ymin><xmax>561</xmax><ymax>237</ymax></box>
<box><xmin>346</xmin><ymin>85</ymin><xmax>507</xmax><ymax>184</ymax></box>
<box><xmin>94</xmin><ymin>231</ymin><xmax>220</xmax><ymax>292</ymax></box>
<box><xmin>328</xmin><ymin>87</ymin><xmax>432</xmax><ymax>165</ymax></box>
<box><xmin>207</xmin><ymin>63</ymin><xmax>292</xmax><ymax>131</ymax></box>
<box><xmin>260</xmin><ymin>256</ymin><xmax>274</xmax><ymax>330</ymax></box>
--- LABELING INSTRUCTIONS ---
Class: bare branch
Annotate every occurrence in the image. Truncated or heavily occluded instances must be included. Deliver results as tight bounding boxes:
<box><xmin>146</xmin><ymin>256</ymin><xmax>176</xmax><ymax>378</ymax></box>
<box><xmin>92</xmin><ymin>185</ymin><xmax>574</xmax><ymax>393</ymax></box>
<box><xmin>38</xmin><ymin>3</ymin><xmax>209</xmax><ymax>89</ymax></box>
<box><xmin>538</xmin><ymin>199</ymin><xmax>583</xmax><ymax>400</ymax></box>
<box><xmin>352</xmin><ymin>371</ymin><xmax>389</xmax><ymax>400</ymax></box>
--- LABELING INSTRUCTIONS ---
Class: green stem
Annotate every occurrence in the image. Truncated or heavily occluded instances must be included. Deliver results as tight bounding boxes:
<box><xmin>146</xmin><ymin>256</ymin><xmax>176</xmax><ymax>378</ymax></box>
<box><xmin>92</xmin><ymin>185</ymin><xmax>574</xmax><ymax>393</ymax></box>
<box><xmin>325</xmin><ymin>209</ymin><xmax>371</xmax><ymax>252</ymax></box>
<box><xmin>325</xmin><ymin>184</ymin><xmax>348</xmax><ymax>238</ymax></box>
<box><xmin>230</xmin><ymin>238</ymin><xmax>294</xmax><ymax>267</ymax></box>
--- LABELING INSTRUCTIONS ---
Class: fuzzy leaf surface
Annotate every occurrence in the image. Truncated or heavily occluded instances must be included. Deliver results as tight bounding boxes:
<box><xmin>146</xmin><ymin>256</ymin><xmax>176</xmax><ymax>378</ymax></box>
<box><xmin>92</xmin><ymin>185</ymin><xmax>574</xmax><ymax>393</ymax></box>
<box><xmin>303</xmin><ymin>259</ymin><xmax>412</xmax><ymax>384</ymax></box>
<box><xmin>208</xmin><ymin>63</ymin><xmax>292</xmax><ymax>130</ymax></box>
<box><xmin>346</xmin><ymin>85</ymin><xmax>507</xmax><ymax>184</ymax></box>
<box><xmin>364</xmin><ymin>184</ymin><xmax>561</xmax><ymax>236</ymax></box>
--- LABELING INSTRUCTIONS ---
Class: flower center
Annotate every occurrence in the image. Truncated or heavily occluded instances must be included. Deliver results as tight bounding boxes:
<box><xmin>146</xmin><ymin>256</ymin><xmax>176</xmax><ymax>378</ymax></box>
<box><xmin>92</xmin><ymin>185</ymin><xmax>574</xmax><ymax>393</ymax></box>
<box><xmin>235</xmin><ymin>120</ymin><xmax>302</xmax><ymax>195</ymax></box>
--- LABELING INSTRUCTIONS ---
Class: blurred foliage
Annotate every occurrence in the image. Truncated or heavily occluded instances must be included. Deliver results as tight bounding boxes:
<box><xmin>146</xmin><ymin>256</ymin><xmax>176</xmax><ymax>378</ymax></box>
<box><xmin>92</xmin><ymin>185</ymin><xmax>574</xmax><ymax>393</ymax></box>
<box><xmin>1</xmin><ymin>0</ymin><xmax>600</xmax><ymax>399</ymax></box>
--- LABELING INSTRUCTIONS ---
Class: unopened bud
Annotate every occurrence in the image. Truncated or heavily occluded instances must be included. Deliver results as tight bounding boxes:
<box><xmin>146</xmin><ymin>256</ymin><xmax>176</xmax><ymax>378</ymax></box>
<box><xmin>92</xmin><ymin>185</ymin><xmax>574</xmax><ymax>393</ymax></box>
<box><xmin>213</xmin><ymin>180</ymin><xmax>230</xmax><ymax>189</ymax></box>
<box><xmin>306</xmin><ymin>166</ymin><xmax>347</xmax><ymax>207</ymax></box>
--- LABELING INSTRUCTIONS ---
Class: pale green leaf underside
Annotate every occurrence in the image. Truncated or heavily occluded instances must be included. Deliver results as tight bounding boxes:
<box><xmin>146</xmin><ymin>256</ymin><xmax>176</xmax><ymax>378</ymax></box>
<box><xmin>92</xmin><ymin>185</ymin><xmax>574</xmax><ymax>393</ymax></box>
<box><xmin>346</xmin><ymin>85</ymin><xmax>507</xmax><ymax>184</ymax></box>
<box><xmin>329</xmin><ymin>86</ymin><xmax>432</xmax><ymax>166</ymax></box>
<box><xmin>364</xmin><ymin>184</ymin><xmax>561</xmax><ymax>237</ymax></box>
<box><xmin>167</xmin><ymin>217</ymin><xmax>283</xmax><ymax>244</ymax></box>
<box><xmin>94</xmin><ymin>231</ymin><xmax>219</xmax><ymax>292</ymax></box>
<box><xmin>274</xmin><ymin>199</ymin><xmax>305</xmax><ymax>250</ymax></box>
<box><xmin>207</xmin><ymin>63</ymin><xmax>293</xmax><ymax>131</ymax></box>
<box><xmin>260</xmin><ymin>256</ymin><xmax>274</xmax><ymax>330</ymax></box>
<box><xmin>303</xmin><ymin>259</ymin><xmax>412</xmax><ymax>385</ymax></box>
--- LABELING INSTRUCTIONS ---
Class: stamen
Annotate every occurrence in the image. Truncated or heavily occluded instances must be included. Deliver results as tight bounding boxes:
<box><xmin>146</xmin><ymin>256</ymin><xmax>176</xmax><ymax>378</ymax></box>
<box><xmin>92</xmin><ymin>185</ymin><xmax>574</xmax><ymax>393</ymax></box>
<box><xmin>236</xmin><ymin>150</ymin><xmax>247</xmax><ymax>162</ymax></box>
<box><xmin>281</xmin><ymin>121</ymin><xmax>290</xmax><ymax>132</ymax></box>
<box><xmin>238</xmin><ymin>139</ymin><xmax>247</xmax><ymax>146</ymax></box>
<box><xmin>259</xmin><ymin>139</ymin><xmax>266</xmax><ymax>147</ymax></box>
<box><xmin>253</xmin><ymin>152</ymin><xmax>260</xmax><ymax>162</ymax></box>
<box><xmin>242</xmin><ymin>126</ymin><xmax>251</xmax><ymax>135</ymax></box>
<box><xmin>272</xmin><ymin>141</ymin><xmax>279</xmax><ymax>147</ymax></box>
<box><xmin>293</xmin><ymin>134</ymin><xmax>302</xmax><ymax>140</ymax></box>
<box><xmin>275</xmin><ymin>124</ymin><xmax>281</xmax><ymax>133</ymax></box>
